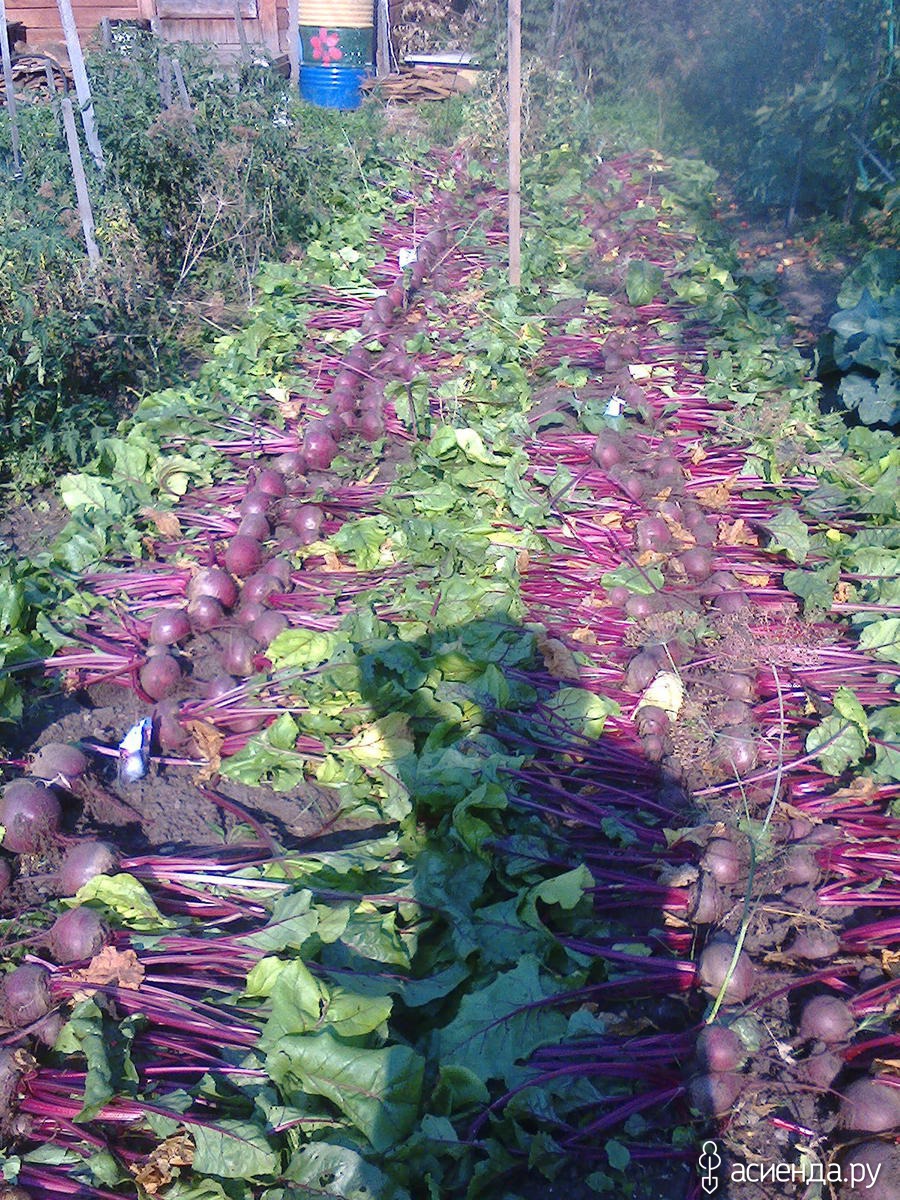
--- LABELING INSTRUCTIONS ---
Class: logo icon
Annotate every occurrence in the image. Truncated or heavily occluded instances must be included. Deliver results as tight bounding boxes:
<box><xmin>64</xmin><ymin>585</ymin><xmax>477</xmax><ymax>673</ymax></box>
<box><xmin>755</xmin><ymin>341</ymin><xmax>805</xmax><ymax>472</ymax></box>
<box><xmin>698</xmin><ymin>1140</ymin><xmax>722</xmax><ymax>1195</ymax></box>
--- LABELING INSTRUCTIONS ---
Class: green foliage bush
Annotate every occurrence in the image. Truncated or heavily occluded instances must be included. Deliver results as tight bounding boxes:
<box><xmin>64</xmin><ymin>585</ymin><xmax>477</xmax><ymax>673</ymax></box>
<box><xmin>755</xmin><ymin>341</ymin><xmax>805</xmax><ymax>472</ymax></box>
<box><xmin>0</xmin><ymin>37</ymin><xmax>387</xmax><ymax>488</ymax></box>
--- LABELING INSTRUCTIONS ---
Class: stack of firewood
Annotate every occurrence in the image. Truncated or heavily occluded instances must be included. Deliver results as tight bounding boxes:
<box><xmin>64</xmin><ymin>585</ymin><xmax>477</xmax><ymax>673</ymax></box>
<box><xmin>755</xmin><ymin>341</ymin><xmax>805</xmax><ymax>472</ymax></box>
<box><xmin>360</xmin><ymin>64</ymin><xmax>475</xmax><ymax>102</ymax></box>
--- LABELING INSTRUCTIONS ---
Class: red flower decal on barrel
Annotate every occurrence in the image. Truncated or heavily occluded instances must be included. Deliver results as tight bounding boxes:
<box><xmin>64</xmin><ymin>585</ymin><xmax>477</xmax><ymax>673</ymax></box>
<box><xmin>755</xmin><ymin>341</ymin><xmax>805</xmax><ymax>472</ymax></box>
<box><xmin>311</xmin><ymin>28</ymin><xmax>343</xmax><ymax>65</ymax></box>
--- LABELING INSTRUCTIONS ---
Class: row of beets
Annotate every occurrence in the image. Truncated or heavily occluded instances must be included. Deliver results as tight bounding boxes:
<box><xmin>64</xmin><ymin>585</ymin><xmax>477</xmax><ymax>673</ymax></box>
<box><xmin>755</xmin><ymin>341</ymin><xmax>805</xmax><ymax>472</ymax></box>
<box><xmin>518</xmin><ymin>154</ymin><xmax>900</xmax><ymax>1195</ymax></box>
<box><xmin>61</xmin><ymin>227</ymin><xmax>452</xmax><ymax>749</ymax></box>
<box><xmin>0</xmin><ymin>206</ymin><xmax>458</xmax><ymax>1197</ymax></box>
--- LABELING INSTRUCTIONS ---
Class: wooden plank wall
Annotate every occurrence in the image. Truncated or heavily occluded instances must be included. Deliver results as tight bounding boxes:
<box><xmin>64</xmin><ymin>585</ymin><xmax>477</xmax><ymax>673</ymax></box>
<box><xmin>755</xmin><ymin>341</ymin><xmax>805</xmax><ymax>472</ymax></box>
<box><xmin>11</xmin><ymin>0</ymin><xmax>279</xmax><ymax>57</ymax></box>
<box><xmin>11</xmin><ymin>0</ymin><xmax>141</xmax><ymax>56</ymax></box>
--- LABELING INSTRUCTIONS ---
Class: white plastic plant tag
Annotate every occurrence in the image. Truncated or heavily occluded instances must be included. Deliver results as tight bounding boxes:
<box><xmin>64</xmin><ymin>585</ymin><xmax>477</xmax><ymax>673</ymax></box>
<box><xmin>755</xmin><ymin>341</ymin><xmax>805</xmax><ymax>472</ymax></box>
<box><xmin>399</xmin><ymin>247</ymin><xmax>418</xmax><ymax>269</ymax></box>
<box><xmin>118</xmin><ymin>717</ymin><xmax>152</xmax><ymax>784</ymax></box>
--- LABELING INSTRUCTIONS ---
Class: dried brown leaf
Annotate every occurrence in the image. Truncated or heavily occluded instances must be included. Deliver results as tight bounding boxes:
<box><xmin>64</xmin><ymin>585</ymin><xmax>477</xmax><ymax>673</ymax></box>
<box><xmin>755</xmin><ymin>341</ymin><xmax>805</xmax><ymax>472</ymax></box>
<box><xmin>717</xmin><ymin>518</ymin><xmax>758</xmax><ymax>547</ymax></box>
<box><xmin>635</xmin><ymin>549</ymin><xmax>667</xmax><ymax>567</ymax></box>
<box><xmin>72</xmin><ymin>947</ymin><xmax>144</xmax><ymax>991</ymax></box>
<box><xmin>833</xmin><ymin>581</ymin><xmax>852</xmax><ymax>604</ymax></box>
<box><xmin>537</xmin><ymin>635</ymin><xmax>582</xmax><ymax>682</ymax></box>
<box><xmin>132</xmin><ymin>1132</ymin><xmax>195</xmax><ymax>1194</ymax></box>
<box><xmin>570</xmin><ymin>627</ymin><xmax>598</xmax><ymax>645</ymax></box>
<box><xmin>660</xmin><ymin>515</ymin><xmax>695</xmax><ymax>545</ymax></box>
<box><xmin>141</xmin><ymin>508</ymin><xmax>182</xmax><ymax>539</ymax></box>
<box><xmin>184</xmin><ymin>720</ymin><xmax>224</xmax><ymax>782</ymax></box>
<box><xmin>694</xmin><ymin>479</ymin><xmax>737</xmax><ymax>509</ymax></box>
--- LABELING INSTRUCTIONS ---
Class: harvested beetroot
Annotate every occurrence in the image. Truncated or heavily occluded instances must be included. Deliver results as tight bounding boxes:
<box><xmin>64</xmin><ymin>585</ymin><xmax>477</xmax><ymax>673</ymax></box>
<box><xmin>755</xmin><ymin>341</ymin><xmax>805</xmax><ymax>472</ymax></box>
<box><xmin>251</xmin><ymin>610</ymin><xmax>288</xmax><ymax>647</ymax></box>
<box><xmin>187</xmin><ymin>568</ymin><xmax>238</xmax><ymax>611</ymax></box>
<box><xmin>29</xmin><ymin>742</ymin><xmax>88</xmax><ymax>784</ymax></box>
<box><xmin>47</xmin><ymin>906</ymin><xmax>108</xmax><ymax>963</ymax></box>
<box><xmin>799</xmin><ymin>1050</ymin><xmax>843</xmax><ymax>1090</ymax></box>
<box><xmin>687</xmin><ymin>1070</ymin><xmax>744</xmax><ymax>1117</ymax></box>
<box><xmin>840</xmin><ymin>1078</ymin><xmax>900</xmax><ymax>1132</ymax></box>
<box><xmin>239</xmin><ymin>489</ymin><xmax>271</xmax><ymax>516</ymax></box>
<box><xmin>188</xmin><ymin>594</ymin><xmax>225</xmax><ymax>632</ymax></box>
<box><xmin>712</xmin><ymin>725</ymin><xmax>758</xmax><ymax>775</ymax></box>
<box><xmin>154</xmin><ymin>700</ymin><xmax>188</xmax><ymax>751</ymax></box>
<box><xmin>58</xmin><ymin>840</ymin><xmax>118</xmax><ymax>895</ymax></box>
<box><xmin>701</xmin><ymin>837</ymin><xmax>744</xmax><ymax>886</ymax></box>
<box><xmin>241</xmin><ymin>572</ymin><xmax>279</xmax><ymax>606</ymax></box>
<box><xmin>1</xmin><ymin>963</ymin><xmax>51</xmax><ymax>1027</ymax></box>
<box><xmin>635</xmin><ymin>516</ymin><xmax>672</xmax><ymax>553</ymax></box>
<box><xmin>255</xmin><ymin>468</ymin><xmax>286</xmax><ymax>498</ymax></box>
<box><xmin>224</xmin><ymin>534</ymin><xmax>263</xmax><ymax>579</ymax></box>
<box><xmin>790</xmin><ymin>929</ymin><xmax>840</xmax><ymax>961</ymax></box>
<box><xmin>625</xmin><ymin>651</ymin><xmax>661</xmax><ymax>692</ymax></box>
<box><xmin>695</xmin><ymin>1024</ymin><xmax>746</xmax><ymax>1073</ymax></box>
<box><xmin>140</xmin><ymin>652</ymin><xmax>181</xmax><ymax>701</ymax></box>
<box><xmin>688</xmin><ymin>875</ymin><xmax>727</xmax><ymax>925</ymax></box>
<box><xmin>149</xmin><ymin>608</ymin><xmax>191</xmax><ymax>647</ymax></box>
<box><xmin>0</xmin><ymin>781</ymin><xmax>62</xmax><ymax>854</ymax></box>
<box><xmin>223</xmin><ymin>630</ymin><xmax>258</xmax><ymax>678</ymax></box>
<box><xmin>842</xmin><ymin>1142</ymin><xmax>900</xmax><ymax>1199</ymax></box>
<box><xmin>698</xmin><ymin>939</ymin><xmax>755</xmax><ymax>1004</ymax></box>
<box><xmin>237</xmin><ymin>511</ymin><xmax>271</xmax><ymax>541</ymax></box>
<box><xmin>799</xmin><ymin>995</ymin><xmax>855</xmax><ymax>1044</ymax></box>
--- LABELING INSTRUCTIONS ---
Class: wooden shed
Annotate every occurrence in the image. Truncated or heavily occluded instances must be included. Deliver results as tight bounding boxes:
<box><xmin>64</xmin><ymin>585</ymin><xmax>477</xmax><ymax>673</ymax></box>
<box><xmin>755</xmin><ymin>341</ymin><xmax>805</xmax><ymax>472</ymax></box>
<box><xmin>9</xmin><ymin>0</ymin><xmax>284</xmax><ymax>59</ymax></box>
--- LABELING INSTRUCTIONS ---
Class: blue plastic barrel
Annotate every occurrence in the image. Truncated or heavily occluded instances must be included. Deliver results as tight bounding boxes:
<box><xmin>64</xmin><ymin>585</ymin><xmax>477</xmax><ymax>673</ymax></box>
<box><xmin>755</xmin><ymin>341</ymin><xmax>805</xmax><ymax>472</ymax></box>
<box><xmin>300</xmin><ymin>65</ymin><xmax>367</xmax><ymax>109</ymax></box>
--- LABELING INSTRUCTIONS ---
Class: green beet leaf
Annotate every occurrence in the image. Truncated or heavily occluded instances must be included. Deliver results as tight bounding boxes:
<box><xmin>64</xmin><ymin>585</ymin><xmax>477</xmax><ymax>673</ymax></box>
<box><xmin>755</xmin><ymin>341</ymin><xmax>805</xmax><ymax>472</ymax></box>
<box><xmin>73</xmin><ymin>873</ymin><xmax>176</xmax><ymax>931</ymax></box>
<box><xmin>624</xmin><ymin>260</ymin><xmax>664</xmax><ymax>306</ymax></box>
<box><xmin>284</xmin><ymin>1142</ymin><xmax>409</xmax><ymax>1200</ymax></box>
<box><xmin>237</xmin><ymin>890</ymin><xmax>320</xmax><ymax>953</ymax></box>
<box><xmin>186</xmin><ymin>1118</ymin><xmax>280</xmax><ymax>1180</ymax></box>
<box><xmin>806</xmin><ymin>713</ymin><xmax>868</xmax><ymax>775</ymax></box>
<box><xmin>872</xmin><ymin>707</ymin><xmax>900</xmax><ymax>784</ymax></box>
<box><xmin>433</xmin><ymin>954</ymin><xmax>568</xmax><ymax>1086</ymax></box>
<box><xmin>763</xmin><ymin>507</ymin><xmax>809</xmax><ymax>564</ymax></box>
<box><xmin>266</xmin><ymin>1031</ymin><xmax>424</xmax><ymax>1152</ymax></box>
<box><xmin>858</xmin><ymin>618</ymin><xmax>900</xmax><ymax>664</ymax></box>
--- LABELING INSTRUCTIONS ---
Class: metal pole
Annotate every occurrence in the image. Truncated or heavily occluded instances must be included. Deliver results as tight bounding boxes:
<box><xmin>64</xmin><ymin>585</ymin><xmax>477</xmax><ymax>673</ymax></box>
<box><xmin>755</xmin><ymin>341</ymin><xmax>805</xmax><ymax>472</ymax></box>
<box><xmin>0</xmin><ymin>0</ymin><xmax>23</xmax><ymax>176</ymax></box>
<box><xmin>56</xmin><ymin>0</ymin><xmax>105</xmax><ymax>170</ymax></box>
<box><xmin>507</xmin><ymin>0</ymin><xmax>521</xmax><ymax>287</ymax></box>
<box><xmin>60</xmin><ymin>96</ymin><xmax>100</xmax><ymax>265</ymax></box>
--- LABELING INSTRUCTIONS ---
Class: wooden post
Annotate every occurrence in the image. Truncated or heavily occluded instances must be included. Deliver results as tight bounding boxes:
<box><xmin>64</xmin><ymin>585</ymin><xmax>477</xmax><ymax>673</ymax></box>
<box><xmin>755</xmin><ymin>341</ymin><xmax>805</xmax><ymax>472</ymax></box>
<box><xmin>507</xmin><ymin>0</ymin><xmax>522</xmax><ymax>287</ymax></box>
<box><xmin>0</xmin><ymin>0</ymin><xmax>23</xmax><ymax>176</ymax></box>
<box><xmin>158</xmin><ymin>51</ymin><xmax>173</xmax><ymax>107</ymax></box>
<box><xmin>60</xmin><ymin>96</ymin><xmax>100</xmax><ymax>265</ymax></box>
<box><xmin>287</xmin><ymin>0</ymin><xmax>299</xmax><ymax>88</ymax></box>
<box><xmin>375</xmin><ymin>0</ymin><xmax>391</xmax><ymax>77</ymax></box>
<box><xmin>233</xmin><ymin>0</ymin><xmax>251</xmax><ymax>61</ymax></box>
<box><xmin>171</xmin><ymin>56</ymin><xmax>192</xmax><ymax>112</ymax></box>
<box><xmin>100</xmin><ymin>16</ymin><xmax>112</xmax><ymax>47</ymax></box>
<box><xmin>56</xmin><ymin>0</ymin><xmax>105</xmax><ymax>171</ymax></box>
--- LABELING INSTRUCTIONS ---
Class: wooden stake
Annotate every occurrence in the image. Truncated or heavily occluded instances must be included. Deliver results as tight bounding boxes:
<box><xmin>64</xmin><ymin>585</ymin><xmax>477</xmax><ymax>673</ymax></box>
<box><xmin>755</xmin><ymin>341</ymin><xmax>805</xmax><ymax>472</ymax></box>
<box><xmin>171</xmin><ymin>56</ymin><xmax>192</xmax><ymax>112</ymax></box>
<box><xmin>56</xmin><ymin>0</ymin><xmax>105</xmax><ymax>171</ymax></box>
<box><xmin>233</xmin><ymin>0</ymin><xmax>251</xmax><ymax>61</ymax></box>
<box><xmin>158</xmin><ymin>51</ymin><xmax>173</xmax><ymax>107</ymax></box>
<box><xmin>507</xmin><ymin>0</ymin><xmax>522</xmax><ymax>287</ymax></box>
<box><xmin>287</xmin><ymin>0</ymin><xmax>299</xmax><ymax>87</ymax></box>
<box><xmin>60</xmin><ymin>96</ymin><xmax>100</xmax><ymax>265</ymax></box>
<box><xmin>0</xmin><ymin>0</ymin><xmax>23</xmax><ymax>176</ymax></box>
<box><xmin>375</xmin><ymin>0</ymin><xmax>391</xmax><ymax>77</ymax></box>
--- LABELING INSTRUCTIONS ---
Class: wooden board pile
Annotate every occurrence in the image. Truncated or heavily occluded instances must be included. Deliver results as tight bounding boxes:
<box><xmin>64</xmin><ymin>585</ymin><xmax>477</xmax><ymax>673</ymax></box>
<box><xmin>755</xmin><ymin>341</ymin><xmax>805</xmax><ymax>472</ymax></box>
<box><xmin>0</xmin><ymin>53</ymin><xmax>71</xmax><ymax>104</ymax></box>
<box><xmin>360</xmin><ymin>64</ymin><xmax>475</xmax><ymax>102</ymax></box>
